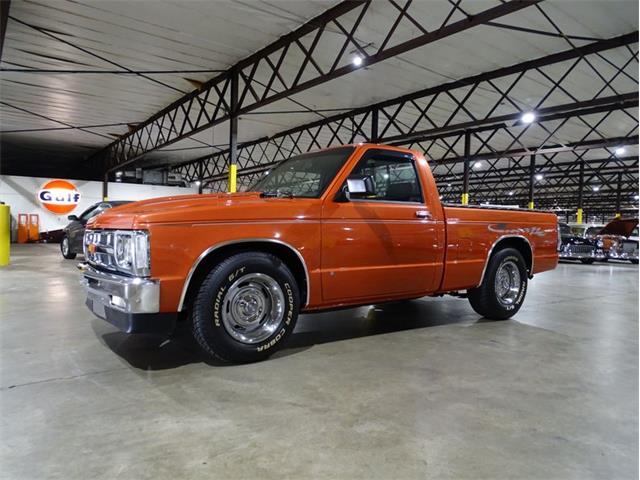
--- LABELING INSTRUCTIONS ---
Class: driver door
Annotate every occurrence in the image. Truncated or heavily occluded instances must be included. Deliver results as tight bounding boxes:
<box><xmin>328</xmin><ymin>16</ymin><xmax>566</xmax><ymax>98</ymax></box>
<box><xmin>321</xmin><ymin>149</ymin><xmax>443</xmax><ymax>302</ymax></box>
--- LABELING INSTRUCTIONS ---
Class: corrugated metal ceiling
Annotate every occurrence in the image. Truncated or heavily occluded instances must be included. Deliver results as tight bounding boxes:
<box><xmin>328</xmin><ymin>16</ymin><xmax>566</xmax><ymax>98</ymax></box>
<box><xmin>0</xmin><ymin>0</ymin><xmax>637</xmax><ymax>174</ymax></box>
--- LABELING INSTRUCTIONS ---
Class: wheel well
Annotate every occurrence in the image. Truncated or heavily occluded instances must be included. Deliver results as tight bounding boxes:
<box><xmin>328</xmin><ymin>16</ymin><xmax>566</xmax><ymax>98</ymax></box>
<box><xmin>491</xmin><ymin>237</ymin><xmax>533</xmax><ymax>275</ymax></box>
<box><xmin>180</xmin><ymin>241</ymin><xmax>309</xmax><ymax>313</ymax></box>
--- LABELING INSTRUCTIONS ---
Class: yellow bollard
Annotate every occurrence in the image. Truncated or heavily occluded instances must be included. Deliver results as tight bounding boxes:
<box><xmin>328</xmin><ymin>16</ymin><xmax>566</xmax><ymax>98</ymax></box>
<box><xmin>528</xmin><ymin>201</ymin><xmax>534</xmax><ymax>210</ymax></box>
<box><xmin>615</xmin><ymin>212</ymin><xmax>621</xmax><ymax>219</ymax></box>
<box><xmin>0</xmin><ymin>204</ymin><xmax>10</xmax><ymax>267</ymax></box>
<box><xmin>228</xmin><ymin>164</ymin><xmax>237</xmax><ymax>193</ymax></box>
<box><xmin>461</xmin><ymin>192</ymin><xmax>469</xmax><ymax>205</ymax></box>
<box><xmin>576</xmin><ymin>208</ymin><xmax>583</xmax><ymax>224</ymax></box>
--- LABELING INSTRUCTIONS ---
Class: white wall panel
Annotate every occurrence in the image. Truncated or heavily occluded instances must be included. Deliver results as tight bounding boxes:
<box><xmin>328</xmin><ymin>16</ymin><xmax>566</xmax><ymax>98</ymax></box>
<box><xmin>0</xmin><ymin>175</ymin><xmax>198</xmax><ymax>241</ymax></box>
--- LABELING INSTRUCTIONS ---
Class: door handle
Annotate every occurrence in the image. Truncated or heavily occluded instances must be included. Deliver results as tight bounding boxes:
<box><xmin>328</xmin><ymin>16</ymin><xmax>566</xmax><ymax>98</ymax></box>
<box><xmin>415</xmin><ymin>210</ymin><xmax>431</xmax><ymax>219</ymax></box>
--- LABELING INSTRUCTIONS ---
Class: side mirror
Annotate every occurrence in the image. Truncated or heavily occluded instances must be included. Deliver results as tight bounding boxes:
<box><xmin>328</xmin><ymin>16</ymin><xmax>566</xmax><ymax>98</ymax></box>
<box><xmin>347</xmin><ymin>175</ymin><xmax>376</xmax><ymax>197</ymax></box>
<box><xmin>67</xmin><ymin>215</ymin><xmax>79</xmax><ymax>221</ymax></box>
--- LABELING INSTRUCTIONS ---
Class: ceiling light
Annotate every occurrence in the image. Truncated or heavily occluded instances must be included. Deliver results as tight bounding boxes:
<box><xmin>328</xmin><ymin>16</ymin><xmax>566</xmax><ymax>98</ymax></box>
<box><xmin>615</xmin><ymin>147</ymin><xmax>626</xmax><ymax>155</ymax></box>
<box><xmin>634</xmin><ymin>194</ymin><xmax>639</xmax><ymax>201</ymax></box>
<box><xmin>508</xmin><ymin>191</ymin><xmax>514</xmax><ymax>196</ymax></box>
<box><xmin>521</xmin><ymin>111</ymin><xmax>536</xmax><ymax>124</ymax></box>
<box><xmin>473</xmin><ymin>161</ymin><xmax>482</xmax><ymax>169</ymax></box>
<box><xmin>115</xmin><ymin>171</ymin><xmax>123</xmax><ymax>177</ymax></box>
<box><xmin>592</xmin><ymin>185</ymin><xmax>599</xmax><ymax>192</ymax></box>
<box><xmin>535</xmin><ymin>173</ymin><xmax>543</xmax><ymax>181</ymax></box>
<box><xmin>447</xmin><ymin>183</ymin><xmax>452</xmax><ymax>187</ymax></box>
<box><xmin>352</xmin><ymin>55</ymin><xmax>363</xmax><ymax>67</ymax></box>
<box><xmin>195</xmin><ymin>180</ymin><xmax>202</xmax><ymax>186</ymax></box>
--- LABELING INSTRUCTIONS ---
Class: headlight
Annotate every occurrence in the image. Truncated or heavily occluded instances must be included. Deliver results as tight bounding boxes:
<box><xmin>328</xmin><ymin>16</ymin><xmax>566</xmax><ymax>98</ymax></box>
<box><xmin>596</xmin><ymin>239</ymin><xmax>604</xmax><ymax>247</ymax></box>
<box><xmin>113</xmin><ymin>230</ymin><xmax>150</xmax><ymax>276</ymax></box>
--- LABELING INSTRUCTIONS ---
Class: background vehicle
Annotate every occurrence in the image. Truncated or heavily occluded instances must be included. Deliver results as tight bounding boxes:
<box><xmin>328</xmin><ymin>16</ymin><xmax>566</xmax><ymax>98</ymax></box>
<box><xmin>80</xmin><ymin>144</ymin><xmax>558</xmax><ymax>363</ymax></box>
<box><xmin>569</xmin><ymin>223</ymin><xmax>604</xmax><ymax>239</ymax></box>
<box><xmin>557</xmin><ymin>223</ymin><xmax>603</xmax><ymax>264</ymax></box>
<box><xmin>61</xmin><ymin>201</ymin><xmax>131</xmax><ymax>259</ymax></box>
<box><xmin>594</xmin><ymin>218</ymin><xmax>639</xmax><ymax>264</ymax></box>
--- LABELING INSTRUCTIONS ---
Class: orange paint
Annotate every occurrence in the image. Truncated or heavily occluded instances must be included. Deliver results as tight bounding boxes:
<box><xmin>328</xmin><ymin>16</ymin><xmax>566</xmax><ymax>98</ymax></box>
<box><xmin>90</xmin><ymin>144</ymin><xmax>558</xmax><ymax>313</ymax></box>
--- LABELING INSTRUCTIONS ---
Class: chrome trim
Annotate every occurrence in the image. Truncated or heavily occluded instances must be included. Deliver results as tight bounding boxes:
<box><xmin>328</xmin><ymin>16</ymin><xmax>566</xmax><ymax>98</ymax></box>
<box><xmin>81</xmin><ymin>264</ymin><xmax>160</xmax><ymax>315</ymax></box>
<box><xmin>477</xmin><ymin>235</ymin><xmax>534</xmax><ymax>287</ymax></box>
<box><xmin>177</xmin><ymin>238</ymin><xmax>311</xmax><ymax>312</ymax></box>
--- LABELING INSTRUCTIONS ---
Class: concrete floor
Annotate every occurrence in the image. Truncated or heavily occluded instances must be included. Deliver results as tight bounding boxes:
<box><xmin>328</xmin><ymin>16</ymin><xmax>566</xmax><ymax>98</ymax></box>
<box><xmin>1</xmin><ymin>244</ymin><xmax>637</xmax><ymax>479</ymax></box>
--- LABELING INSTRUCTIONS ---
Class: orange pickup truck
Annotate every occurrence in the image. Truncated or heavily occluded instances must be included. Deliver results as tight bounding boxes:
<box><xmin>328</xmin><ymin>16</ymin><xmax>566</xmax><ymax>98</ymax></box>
<box><xmin>81</xmin><ymin>144</ymin><xmax>558</xmax><ymax>362</ymax></box>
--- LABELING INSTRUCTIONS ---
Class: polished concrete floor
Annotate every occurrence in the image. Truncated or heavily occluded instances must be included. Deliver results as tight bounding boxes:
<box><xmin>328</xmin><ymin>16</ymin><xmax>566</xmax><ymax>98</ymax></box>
<box><xmin>1</xmin><ymin>244</ymin><xmax>638</xmax><ymax>479</ymax></box>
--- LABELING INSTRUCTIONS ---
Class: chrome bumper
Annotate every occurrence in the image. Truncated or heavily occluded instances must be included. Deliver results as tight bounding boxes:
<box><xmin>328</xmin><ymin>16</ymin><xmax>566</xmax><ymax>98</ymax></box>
<box><xmin>607</xmin><ymin>251</ymin><xmax>639</xmax><ymax>261</ymax></box>
<box><xmin>558</xmin><ymin>250</ymin><xmax>605</xmax><ymax>260</ymax></box>
<box><xmin>79</xmin><ymin>263</ymin><xmax>160</xmax><ymax>315</ymax></box>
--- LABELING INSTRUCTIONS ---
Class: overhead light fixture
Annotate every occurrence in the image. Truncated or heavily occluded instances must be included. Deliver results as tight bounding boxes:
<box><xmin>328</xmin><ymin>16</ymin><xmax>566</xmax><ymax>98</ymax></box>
<box><xmin>592</xmin><ymin>185</ymin><xmax>600</xmax><ymax>192</ymax></box>
<box><xmin>508</xmin><ymin>191</ymin><xmax>514</xmax><ymax>196</ymax></box>
<box><xmin>473</xmin><ymin>161</ymin><xmax>483</xmax><ymax>169</ymax></box>
<box><xmin>195</xmin><ymin>180</ymin><xmax>202</xmax><ymax>186</ymax></box>
<box><xmin>535</xmin><ymin>173</ymin><xmax>544</xmax><ymax>181</ymax></box>
<box><xmin>521</xmin><ymin>111</ymin><xmax>536</xmax><ymax>124</ymax></box>
<box><xmin>615</xmin><ymin>147</ymin><xmax>626</xmax><ymax>155</ymax></box>
<box><xmin>447</xmin><ymin>183</ymin><xmax>452</xmax><ymax>187</ymax></box>
<box><xmin>115</xmin><ymin>171</ymin><xmax>123</xmax><ymax>177</ymax></box>
<box><xmin>633</xmin><ymin>194</ymin><xmax>639</xmax><ymax>200</ymax></box>
<box><xmin>352</xmin><ymin>55</ymin><xmax>363</xmax><ymax>67</ymax></box>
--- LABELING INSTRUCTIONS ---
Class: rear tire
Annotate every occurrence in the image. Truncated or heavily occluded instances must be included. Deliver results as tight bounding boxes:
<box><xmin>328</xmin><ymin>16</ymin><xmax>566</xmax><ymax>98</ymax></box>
<box><xmin>60</xmin><ymin>236</ymin><xmax>76</xmax><ymax>259</ymax></box>
<box><xmin>580</xmin><ymin>258</ymin><xmax>595</xmax><ymax>264</ymax></box>
<box><xmin>630</xmin><ymin>259</ymin><xmax>639</xmax><ymax>265</ymax></box>
<box><xmin>191</xmin><ymin>252</ymin><xmax>300</xmax><ymax>363</ymax></box>
<box><xmin>468</xmin><ymin>248</ymin><xmax>528</xmax><ymax>320</ymax></box>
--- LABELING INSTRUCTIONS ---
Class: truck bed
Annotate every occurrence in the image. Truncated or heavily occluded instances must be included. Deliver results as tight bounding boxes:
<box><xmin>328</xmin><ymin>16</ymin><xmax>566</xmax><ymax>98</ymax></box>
<box><xmin>439</xmin><ymin>205</ymin><xmax>559</xmax><ymax>292</ymax></box>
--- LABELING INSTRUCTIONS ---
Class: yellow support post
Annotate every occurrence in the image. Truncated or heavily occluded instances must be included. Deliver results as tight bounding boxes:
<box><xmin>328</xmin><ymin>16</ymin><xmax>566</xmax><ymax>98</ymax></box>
<box><xmin>615</xmin><ymin>212</ymin><xmax>621</xmax><ymax>219</ymax></box>
<box><xmin>461</xmin><ymin>192</ymin><xmax>469</xmax><ymax>205</ymax></box>
<box><xmin>0</xmin><ymin>204</ymin><xmax>10</xmax><ymax>267</ymax></box>
<box><xmin>228</xmin><ymin>164</ymin><xmax>237</xmax><ymax>193</ymax></box>
<box><xmin>576</xmin><ymin>208</ymin><xmax>583</xmax><ymax>224</ymax></box>
<box><xmin>528</xmin><ymin>201</ymin><xmax>534</xmax><ymax>210</ymax></box>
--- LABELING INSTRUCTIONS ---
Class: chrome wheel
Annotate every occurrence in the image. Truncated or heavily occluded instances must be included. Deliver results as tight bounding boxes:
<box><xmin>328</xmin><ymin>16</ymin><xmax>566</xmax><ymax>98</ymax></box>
<box><xmin>494</xmin><ymin>260</ymin><xmax>521</xmax><ymax>306</ymax></box>
<box><xmin>62</xmin><ymin>237</ymin><xmax>69</xmax><ymax>256</ymax></box>
<box><xmin>220</xmin><ymin>273</ymin><xmax>285</xmax><ymax>344</ymax></box>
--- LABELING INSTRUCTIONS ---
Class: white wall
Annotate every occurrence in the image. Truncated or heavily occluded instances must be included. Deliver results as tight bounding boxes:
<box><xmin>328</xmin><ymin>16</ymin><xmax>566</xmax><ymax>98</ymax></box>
<box><xmin>0</xmin><ymin>175</ymin><xmax>198</xmax><ymax>241</ymax></box>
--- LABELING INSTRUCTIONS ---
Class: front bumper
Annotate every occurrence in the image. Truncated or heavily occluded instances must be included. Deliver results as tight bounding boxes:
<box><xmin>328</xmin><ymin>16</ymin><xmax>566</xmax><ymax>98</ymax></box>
<box><xmin>558</xmin><ymin>249</ymin><xmax>605</xmax><ymax>260</ymax></box>
<box><xmin>79</xmin><ymin>263</ymin><xmax>176</xmax><ymax>334</ymax></box>
<box><xmin>606</xmin><ymin>251</ymin><xmax>639</xmax><ymax>261</ymax></box>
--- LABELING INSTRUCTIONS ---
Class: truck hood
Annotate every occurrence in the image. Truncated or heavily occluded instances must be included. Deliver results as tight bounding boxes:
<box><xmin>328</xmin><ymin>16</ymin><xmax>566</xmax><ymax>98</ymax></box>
<box><xmin>598</xmin><ymin>218</ymin><xmax>638</xmax><ymax>238</ymax></box>
<box><xmin>88</xmin><ymin>192</ymin><xmax>320</xmax><ymax>229</ymax></box>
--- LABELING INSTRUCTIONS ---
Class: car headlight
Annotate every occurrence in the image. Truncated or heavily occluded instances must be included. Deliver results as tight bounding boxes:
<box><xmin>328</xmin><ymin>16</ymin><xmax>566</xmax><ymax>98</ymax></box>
<box><xmin>596</xmin><ymin>239</ymin><xmax>604</xmax><ymax>248</ymax></box>
<box><xmin>113</xmin><ymin>230</ymin><xmax>150</xmax><ymax>276</ymax></box>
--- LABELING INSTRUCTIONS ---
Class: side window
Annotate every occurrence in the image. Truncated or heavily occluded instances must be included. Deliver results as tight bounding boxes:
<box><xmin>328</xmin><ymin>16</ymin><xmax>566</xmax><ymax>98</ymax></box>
<box><xmin>80</xmin><ymin>204</ymin><xmax>108</xmax><ymax>222</ymax></box>
<box><xmin>348</xmin><ymin>153</ymin><xmax>423</xmax><ymax>203</ymax></box>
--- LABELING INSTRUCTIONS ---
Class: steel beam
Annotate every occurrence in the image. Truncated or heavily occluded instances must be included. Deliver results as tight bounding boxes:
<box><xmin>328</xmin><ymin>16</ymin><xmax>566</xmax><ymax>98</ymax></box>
<box><xmin>172</xmin><ymin>32</ymin><xmax>638</xmax><ymax>186</ymax></box>
<box><xmin>94</xmin><ymin>0</ymin><xmax>541</xmax><ymax>171</ymax></box>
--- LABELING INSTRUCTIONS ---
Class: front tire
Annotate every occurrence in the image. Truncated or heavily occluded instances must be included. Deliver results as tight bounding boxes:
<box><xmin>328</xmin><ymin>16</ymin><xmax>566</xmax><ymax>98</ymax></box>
<box><xmin>580</xmin><ymin>258</ymin><xmax>595</xmax><ymax>264</ymax></box>
<box><xmin>468</xmin><ymin>248</ymin><xmax>528</xmax><ymax>320</ymax></box>
<box><xmin>60</xmin><ymin>236</ymin><xmax>76</xmax><ymax>259</ymax></box>
<box><xmin>191</xmin><ymin>252</ymin><xmax>300</xmax><ymax>363</ymax></box>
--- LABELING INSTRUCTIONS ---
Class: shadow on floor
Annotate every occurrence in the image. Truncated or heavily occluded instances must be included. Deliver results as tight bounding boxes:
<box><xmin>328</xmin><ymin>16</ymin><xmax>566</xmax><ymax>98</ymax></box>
<box><xmin>98</xmin><ymin>299</ymin><xmax>479</xmax><ymax>370</ymax></box>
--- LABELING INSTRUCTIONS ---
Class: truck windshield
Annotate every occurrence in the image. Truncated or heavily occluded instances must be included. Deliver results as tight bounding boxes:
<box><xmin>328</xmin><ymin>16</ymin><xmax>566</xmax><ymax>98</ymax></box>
<box><xmin>249</xmin><ymin>146</ymin><xmax>355</xmax><ymax>198</ymax></box>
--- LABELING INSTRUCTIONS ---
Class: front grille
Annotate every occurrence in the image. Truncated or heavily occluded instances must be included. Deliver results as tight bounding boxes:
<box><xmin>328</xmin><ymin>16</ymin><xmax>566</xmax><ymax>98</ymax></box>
<box><xmin>566</xmin><ymin>244</ymin><xmax>594</xmax><ymax>254</ymax></box>
<box><xmin>84</xmin><ymin>230</ymin><xmax>118</xmax><ymax>272</ymax></box>
<box><xmin>621</xmin><ymin>241</ymin><xmax>638</xmax><ymax>254</ymax></box>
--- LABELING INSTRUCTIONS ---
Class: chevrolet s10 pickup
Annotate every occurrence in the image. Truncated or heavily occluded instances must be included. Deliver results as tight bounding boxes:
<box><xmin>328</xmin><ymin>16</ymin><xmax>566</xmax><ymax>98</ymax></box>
<box><xmin>80</xmin><ymin>144</ymin><xmax>558</xmax><ymax>363</ymax></box>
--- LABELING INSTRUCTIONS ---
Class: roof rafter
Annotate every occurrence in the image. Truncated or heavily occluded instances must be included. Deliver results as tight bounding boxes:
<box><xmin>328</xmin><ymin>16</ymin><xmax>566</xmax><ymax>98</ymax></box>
<box><xmin>92</xmin><ymin>0</ymin><xmax>543</xmax><ymax>171</ymax></box>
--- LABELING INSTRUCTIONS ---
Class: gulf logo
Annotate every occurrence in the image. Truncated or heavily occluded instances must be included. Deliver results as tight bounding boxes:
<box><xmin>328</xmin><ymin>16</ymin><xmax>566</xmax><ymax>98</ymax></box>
<box><xmin>37</xmin><ymin>179</ymin><xmax>81</xmax><ymax>215</ymax></box>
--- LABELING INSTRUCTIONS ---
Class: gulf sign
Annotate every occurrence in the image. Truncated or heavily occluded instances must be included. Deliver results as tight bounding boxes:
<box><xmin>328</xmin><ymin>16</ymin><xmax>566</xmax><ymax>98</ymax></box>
<box><xmin>37</xmin><ymin>179</ymin><xmax>81</xmax><ymax>215</ymax></box>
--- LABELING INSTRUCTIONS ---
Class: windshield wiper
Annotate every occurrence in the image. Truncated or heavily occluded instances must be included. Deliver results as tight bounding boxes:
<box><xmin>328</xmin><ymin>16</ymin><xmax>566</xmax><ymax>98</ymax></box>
<box><xmin>260</xmin><ymin>190</ymin><xmax>294</xmax><ymax>198</ymax></box>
